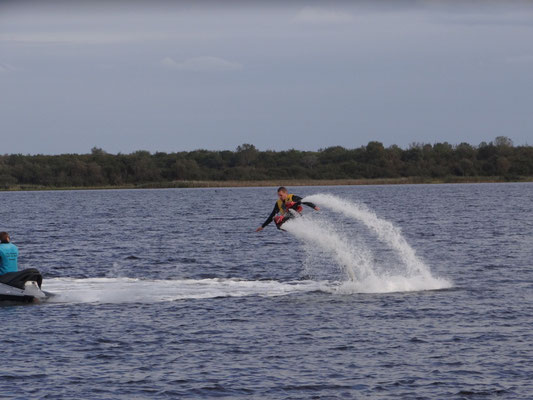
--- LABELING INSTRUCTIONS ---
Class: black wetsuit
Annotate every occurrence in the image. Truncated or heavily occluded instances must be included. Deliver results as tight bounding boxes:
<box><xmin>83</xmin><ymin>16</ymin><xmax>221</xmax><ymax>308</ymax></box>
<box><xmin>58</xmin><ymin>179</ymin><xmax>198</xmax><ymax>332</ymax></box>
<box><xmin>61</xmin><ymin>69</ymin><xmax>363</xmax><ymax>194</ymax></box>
<box><xmin>261</xmin><ymin>195</ymin><xmax>317</xmax><ymax>228</ymax></box>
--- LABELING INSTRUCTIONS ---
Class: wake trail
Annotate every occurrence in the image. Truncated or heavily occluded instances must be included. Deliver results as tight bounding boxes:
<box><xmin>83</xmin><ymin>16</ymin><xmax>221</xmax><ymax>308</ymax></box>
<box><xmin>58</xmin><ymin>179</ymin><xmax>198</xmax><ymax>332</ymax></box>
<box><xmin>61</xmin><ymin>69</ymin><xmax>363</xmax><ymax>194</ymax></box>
<box><xmin>283</xmin><ymin>194</ymin><xmax>451</xmax><ymax>293</ymax></box>
<box><xmin>43</xmin><ymin>277</ymin><xmax>329</xmax><ymax>304</ymax></box>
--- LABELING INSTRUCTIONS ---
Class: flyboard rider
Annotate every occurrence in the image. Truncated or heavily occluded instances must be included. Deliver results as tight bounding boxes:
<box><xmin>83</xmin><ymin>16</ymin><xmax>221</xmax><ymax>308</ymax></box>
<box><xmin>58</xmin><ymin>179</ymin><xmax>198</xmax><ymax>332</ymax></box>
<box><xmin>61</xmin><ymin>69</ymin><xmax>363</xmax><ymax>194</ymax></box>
<box><xmin>256</xmin><ymin>187</ymin><xmax>319</xmax><ymax>231</ymax></box>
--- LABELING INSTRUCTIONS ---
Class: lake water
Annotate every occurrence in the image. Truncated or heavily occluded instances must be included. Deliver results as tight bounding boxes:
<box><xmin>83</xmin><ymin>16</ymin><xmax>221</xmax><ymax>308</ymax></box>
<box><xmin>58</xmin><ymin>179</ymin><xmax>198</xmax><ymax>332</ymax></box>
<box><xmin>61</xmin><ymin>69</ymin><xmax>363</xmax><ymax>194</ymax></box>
<box><xmin>1</xmin><ymin>183</ymin><xmax>532</xmax><ymax>399</ymax></box>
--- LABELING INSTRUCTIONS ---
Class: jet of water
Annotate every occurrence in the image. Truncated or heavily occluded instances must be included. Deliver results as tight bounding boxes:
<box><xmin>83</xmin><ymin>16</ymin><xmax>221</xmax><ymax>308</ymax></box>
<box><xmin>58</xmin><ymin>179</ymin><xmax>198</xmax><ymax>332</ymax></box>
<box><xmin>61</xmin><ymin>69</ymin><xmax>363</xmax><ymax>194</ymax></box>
<box><xmin>283</xmin><ymin>194</ymin><xmax>451</xmax><ymax>293</ymax></box>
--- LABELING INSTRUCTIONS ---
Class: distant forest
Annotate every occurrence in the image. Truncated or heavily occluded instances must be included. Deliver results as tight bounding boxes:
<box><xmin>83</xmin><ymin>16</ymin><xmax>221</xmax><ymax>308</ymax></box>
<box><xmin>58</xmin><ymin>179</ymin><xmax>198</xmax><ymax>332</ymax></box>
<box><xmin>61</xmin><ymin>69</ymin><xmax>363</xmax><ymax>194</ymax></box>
<box><xmin>1</xmin><ymin>136</ymin><xmax>532</xmax><ymax>189</ymax></box>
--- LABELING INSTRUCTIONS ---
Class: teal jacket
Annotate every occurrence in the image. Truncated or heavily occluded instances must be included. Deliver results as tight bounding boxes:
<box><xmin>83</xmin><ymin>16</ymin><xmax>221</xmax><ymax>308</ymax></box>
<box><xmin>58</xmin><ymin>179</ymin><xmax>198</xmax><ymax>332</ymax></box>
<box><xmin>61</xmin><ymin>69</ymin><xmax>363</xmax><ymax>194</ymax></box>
<box><xmin>0</xmin><ymin>243</ymin><xmax>18</xmax><ymax>275</ymax></box>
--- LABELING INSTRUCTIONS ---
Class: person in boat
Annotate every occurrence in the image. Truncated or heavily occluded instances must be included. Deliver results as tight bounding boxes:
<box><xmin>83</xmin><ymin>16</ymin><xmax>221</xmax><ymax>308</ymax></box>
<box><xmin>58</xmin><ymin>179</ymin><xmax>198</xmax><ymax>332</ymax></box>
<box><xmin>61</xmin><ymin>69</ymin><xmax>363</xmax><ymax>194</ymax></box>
<box><xmin>0</xmin><ymin>232</ymin><xmax>18</xmax><ymax>276</ymax></box>
<box><xmin>256</xmin><ymin>187</ymin><xmax>319</xmax><ymax>231</ymax></box>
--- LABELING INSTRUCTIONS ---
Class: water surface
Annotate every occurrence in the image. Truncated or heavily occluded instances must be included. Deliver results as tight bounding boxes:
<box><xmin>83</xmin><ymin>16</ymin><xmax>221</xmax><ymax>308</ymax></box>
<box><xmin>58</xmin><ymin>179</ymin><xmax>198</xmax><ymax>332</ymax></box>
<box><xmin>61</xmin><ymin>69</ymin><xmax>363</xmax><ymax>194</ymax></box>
<box><xmin>1</xmin><ymin>184</ymin><xmax>532</xmax><ymax>399</ymax></box>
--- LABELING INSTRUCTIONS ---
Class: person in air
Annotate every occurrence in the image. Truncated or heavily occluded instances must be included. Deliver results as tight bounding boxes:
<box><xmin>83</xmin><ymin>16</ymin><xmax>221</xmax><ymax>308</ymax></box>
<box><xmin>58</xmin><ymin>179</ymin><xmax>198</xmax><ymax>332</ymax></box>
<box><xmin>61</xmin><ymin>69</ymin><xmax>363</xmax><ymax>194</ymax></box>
<box><xmin>0</xmin><ymin>232</ymin><xmax>19</xmax><ymax>276</ymax></box>
<box><xmin>256</xmin><ymin>187</ymin><xmax>319</xmax><ymax>231</ymax></box>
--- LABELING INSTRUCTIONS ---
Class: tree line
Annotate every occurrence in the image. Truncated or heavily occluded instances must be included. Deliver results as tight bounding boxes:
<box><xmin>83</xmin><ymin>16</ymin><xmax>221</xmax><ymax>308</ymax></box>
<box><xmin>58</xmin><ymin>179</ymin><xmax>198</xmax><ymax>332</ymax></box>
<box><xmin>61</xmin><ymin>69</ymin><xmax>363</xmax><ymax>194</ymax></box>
<box><xmin>1</xmin><ymin>137</ymin><xmax>532</xmax><ymax>189</ymax></box>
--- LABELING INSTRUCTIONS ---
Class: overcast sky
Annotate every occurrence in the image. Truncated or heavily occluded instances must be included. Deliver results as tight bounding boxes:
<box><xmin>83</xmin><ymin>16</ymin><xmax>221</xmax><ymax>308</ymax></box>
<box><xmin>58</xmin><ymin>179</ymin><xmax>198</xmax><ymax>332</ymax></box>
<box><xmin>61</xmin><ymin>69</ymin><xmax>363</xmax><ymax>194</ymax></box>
<box><xmin>1</xmin><ymin>0</ymin><xmax>532</xmax><ymax>154</ymax></box>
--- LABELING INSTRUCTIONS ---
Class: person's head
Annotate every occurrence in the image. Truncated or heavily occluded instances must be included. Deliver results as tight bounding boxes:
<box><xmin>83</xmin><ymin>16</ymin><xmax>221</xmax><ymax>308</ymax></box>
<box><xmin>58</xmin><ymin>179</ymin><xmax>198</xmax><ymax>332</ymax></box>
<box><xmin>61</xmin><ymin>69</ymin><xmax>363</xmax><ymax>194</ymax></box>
<box><xmin>277</xmin><ymin>187</ymin><xmax>288</xmax><ymax>201</ymax></box>
<box><xmin>0</xmin><ymin>232</ymin><xmax>10</xmax><ymax>243</ymax></box>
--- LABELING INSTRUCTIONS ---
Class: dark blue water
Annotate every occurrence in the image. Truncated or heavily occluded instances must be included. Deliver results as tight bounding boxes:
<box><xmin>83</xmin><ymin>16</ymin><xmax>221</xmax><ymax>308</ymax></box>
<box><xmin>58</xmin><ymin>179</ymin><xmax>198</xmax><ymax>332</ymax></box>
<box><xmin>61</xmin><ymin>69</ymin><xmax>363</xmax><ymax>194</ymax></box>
<box><xmin>1</xmin><ymin>184</ymin><xmax>532</xmax><ymax>399</ymax></box>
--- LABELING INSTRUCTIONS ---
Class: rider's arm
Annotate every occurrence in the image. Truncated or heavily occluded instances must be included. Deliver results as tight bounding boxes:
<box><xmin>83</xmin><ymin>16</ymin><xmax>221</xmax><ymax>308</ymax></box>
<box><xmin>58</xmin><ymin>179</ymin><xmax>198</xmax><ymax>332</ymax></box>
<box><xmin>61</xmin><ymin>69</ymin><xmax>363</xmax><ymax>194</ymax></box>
<box><xmin>261</xmin><ymin>203</ymin><xmax>280</xmax><ymax>228</ymax></box>
<box><xmin>292</xmin><ymin>195</ymin><xmax>317</xmax><ymax>210</ymax></box>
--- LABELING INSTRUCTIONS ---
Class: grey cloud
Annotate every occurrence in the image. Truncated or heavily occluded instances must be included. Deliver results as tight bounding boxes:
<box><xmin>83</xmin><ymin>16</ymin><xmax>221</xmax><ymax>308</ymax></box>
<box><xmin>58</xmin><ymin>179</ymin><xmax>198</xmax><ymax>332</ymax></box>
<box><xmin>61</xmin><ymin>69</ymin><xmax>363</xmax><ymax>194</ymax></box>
<box><xmin>0</xmin><ymin>32</ymin><xmax>167</xmax><ymax>45</ymax></box>
<box><xmin>293</xmin><ymin>7</ymin><xmax>354</xmax><ymax>25</ymax></box>
<box><xmin>433</xmin><ymin>13</ymin><xmax>533</xmax><ymax>27</ymax></box>
<box><xmin>505</xmin><ymin>54</ymin><xmax>533</xmax><ymax>64</ymax></box>
<box><xmin>160</xmin><ymin>56</ymin><xmax>243</xmax><ymax>72</ymax></box>
<box><xmin>0</xmin><ymin>62</ymin><xmax>16</xmax><ymax>72</ymax></box>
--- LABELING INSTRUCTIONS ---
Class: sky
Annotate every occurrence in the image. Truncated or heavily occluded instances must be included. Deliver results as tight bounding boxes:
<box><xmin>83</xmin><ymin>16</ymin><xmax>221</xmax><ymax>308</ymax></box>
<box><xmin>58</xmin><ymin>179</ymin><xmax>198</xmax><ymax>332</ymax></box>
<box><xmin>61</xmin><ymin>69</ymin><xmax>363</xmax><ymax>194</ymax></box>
<box><xmin>1</xmin><ymin>0</ymin><xmax>533</xmax><ymax>155</ymax></box>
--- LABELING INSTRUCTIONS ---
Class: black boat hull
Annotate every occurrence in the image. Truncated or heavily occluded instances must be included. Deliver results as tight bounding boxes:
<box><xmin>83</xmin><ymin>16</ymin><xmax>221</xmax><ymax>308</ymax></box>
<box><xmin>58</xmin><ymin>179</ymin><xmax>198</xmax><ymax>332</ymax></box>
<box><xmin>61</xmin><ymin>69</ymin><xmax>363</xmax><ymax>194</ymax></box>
<box><xmin>0</xmin><ymin>269</ymin><xmax>47</xmax><ymax>304</ymax></box>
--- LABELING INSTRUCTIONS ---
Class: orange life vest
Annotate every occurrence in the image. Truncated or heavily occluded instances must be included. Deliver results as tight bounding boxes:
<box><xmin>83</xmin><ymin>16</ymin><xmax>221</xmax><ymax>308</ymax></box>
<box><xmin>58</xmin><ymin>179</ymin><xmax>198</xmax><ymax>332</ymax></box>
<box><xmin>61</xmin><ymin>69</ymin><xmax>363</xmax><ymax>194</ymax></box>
<box><xmin>276</xmin><ymin>194</ymin><xmax>303</xmax><ymax>216</ymax></box>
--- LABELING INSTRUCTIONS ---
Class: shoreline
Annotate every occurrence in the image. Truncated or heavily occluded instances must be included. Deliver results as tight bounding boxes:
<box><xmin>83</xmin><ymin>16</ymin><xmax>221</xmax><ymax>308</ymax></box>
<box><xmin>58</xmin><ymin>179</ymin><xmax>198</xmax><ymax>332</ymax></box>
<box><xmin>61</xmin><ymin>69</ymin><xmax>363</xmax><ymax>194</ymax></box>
<box><xmin>1</xmin><ymin>176</ymin><xmax>532</xmax><ymax>191</ymax></box>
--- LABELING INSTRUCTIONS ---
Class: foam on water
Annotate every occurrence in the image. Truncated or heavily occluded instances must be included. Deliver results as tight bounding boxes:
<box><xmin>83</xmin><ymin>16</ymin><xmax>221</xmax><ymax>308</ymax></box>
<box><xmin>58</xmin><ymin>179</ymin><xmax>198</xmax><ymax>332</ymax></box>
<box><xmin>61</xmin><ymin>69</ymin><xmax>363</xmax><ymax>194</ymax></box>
<box><xmin>44</xmin><ymin>277</ymin><xmax>329</xmax><ymax>304</ymax></box>
<box><xmin>283</xmin><ymin>193</ymin><xmax>452</xmax><ymax>293</ymax></box>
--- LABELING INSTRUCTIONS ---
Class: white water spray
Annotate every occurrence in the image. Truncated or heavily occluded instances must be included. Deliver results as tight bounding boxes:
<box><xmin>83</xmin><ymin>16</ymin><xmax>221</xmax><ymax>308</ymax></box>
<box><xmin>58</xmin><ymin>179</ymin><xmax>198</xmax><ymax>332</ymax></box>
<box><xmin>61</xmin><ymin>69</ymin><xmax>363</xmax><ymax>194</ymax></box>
<box><xmin>283</xmin><ymin>194</ymin><xmax>451</xmax><ymax>293</ymax></box>
<box><xmin>284</xmin><ymin>217</ymin><xmax>375</xmax><ymax>282</ymax></box>
<box><xmin>43</xmin><ymin>277</ymin><xmax>328</xmax><ymax>304</ymax></box>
